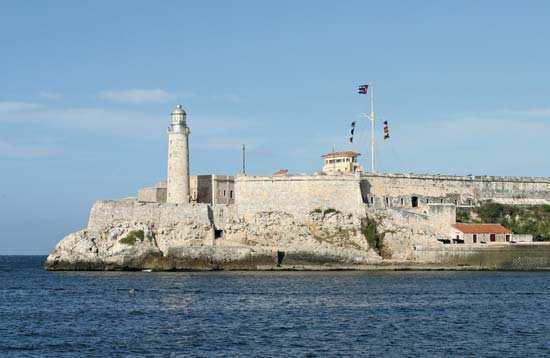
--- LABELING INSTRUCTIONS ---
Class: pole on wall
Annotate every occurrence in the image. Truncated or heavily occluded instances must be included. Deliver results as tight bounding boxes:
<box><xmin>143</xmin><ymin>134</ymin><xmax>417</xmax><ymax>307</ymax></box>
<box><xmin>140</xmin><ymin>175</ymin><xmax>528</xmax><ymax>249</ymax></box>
<box><xmin>370</xmin><ymin>82</ymin><xmax>375</xmax><ymax>174</ymax></box>
<box><xmin>242</xmin><ymin>144</ymin><xmax>246</xmax><ymax>175</ymax></box>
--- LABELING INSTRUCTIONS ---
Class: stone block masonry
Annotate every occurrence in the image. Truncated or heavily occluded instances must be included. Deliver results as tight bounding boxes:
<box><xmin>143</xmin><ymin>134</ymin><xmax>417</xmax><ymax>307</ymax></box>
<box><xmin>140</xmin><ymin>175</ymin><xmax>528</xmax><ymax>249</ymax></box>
<box><xmin>235</xmin><ymin>174</ymin><xmax>365</xmax><ymax>217</ymax></box>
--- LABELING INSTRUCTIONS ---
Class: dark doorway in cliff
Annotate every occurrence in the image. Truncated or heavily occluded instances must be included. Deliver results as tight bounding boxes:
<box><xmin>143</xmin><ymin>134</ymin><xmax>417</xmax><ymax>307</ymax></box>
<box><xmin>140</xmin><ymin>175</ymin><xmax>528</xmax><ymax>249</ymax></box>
<box><xmin>412</xmin><ymin>196</ymin><xmax>419</xmax><ymax>208</ymax></box>
<box><xmin>214</xmin><ymin>229</ymin><xmax>223</xmax><ymax>239</ymax></box>
<box><xmin>277</xmin><ymin>251</ymin><xmax>285</xmax><ymax>266</ymax></box>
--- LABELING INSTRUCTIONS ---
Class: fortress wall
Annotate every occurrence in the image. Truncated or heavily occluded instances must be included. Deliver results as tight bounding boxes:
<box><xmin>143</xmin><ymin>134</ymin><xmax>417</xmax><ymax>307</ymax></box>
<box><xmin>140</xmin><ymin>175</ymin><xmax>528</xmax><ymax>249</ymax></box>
<box><xmin>413</xmin><ymin>243</ymin><xmax>550</xmax><ymax>270</ymax></box>
<box><xmin>87</xmin><ymin>199</ymin><xmax>212</xmax><ymax>232</ymax></box>
<box><xmin>362</xmin><ymin>173</ymin><xmax>550</xmax><ymax>203</ymax></box>
<box><xmin>235</xmin><ymin>175</ymin><xmax>364</xmax><ymax>217</ymax></box>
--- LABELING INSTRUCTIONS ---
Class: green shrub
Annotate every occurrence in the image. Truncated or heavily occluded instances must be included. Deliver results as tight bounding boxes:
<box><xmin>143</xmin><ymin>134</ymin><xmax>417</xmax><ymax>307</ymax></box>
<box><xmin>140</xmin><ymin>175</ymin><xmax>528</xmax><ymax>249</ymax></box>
<box><xmin>323</xmin><ymin>208</ymin><xmax>341</xmax><ymax>215</ymax></box>
<box><xmin>361</xmin><ymin>217</ymin><xmax>381</xmax><ymax>253</ymax></box>
<box><xmin>119</xmin><ymin>230</ymin><xmax>144</xmax><ymax>246</ymax></box>
<box><xmin>456</xmin><ymin>210</ymin><xmax>470</xmax><ymax>223</ymax></box>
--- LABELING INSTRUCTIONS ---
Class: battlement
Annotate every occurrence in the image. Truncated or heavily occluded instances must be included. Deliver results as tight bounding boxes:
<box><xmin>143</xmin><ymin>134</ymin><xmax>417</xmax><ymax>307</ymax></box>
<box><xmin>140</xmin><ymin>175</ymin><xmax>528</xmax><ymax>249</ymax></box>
<box><xmin>361</xmin><ymin>172</ymin><xmax>550</xmax><ymax>184</ymax></box>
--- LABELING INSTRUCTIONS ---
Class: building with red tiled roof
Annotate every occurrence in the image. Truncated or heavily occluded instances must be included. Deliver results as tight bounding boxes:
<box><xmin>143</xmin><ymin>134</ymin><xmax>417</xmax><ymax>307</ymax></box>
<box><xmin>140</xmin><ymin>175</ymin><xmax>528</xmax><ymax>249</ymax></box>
<box><xmin>451</xmin><ymin>223</ymin><xmax>511</xmax><ymax>244</ymax></box>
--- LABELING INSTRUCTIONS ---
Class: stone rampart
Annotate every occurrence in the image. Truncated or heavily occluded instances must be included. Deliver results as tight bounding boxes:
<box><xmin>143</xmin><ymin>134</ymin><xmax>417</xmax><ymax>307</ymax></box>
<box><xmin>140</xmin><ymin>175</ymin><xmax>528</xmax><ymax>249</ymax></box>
<box><xmin>361</xmin><ymin>173</ymin><xmax>550</xmax><ymax>205</ymax></box>
<box><xmin>235</xmin><ymin>174</ymin><xmax>364</xmax><ymax>217</ymax></box>
<box><xmin>87</xmin><ymin>199</ymin><xmax>212</xmax><ymax>232</ymax></box>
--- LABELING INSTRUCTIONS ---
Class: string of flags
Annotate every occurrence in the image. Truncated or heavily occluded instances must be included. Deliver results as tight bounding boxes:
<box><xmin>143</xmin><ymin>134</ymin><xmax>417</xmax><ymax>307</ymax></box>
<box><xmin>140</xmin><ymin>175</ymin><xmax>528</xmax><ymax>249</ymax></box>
<box><xmin>349</xmin><ymin>84</ymin><xmax>390</xmax><ymax>142</ymax></box>
<box><xmin>349</xmin><ymin>121</ymin><xmax>356</xmax><ymax>143</ymax></box>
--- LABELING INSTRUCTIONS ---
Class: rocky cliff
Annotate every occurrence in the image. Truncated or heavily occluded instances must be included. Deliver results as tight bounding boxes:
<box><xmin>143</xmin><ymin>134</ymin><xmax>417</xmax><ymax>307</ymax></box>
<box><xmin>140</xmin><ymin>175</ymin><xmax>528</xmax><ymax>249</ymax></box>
<box><xmin>45</xmin><ymin>199</ymin><xmax>387</xmax><ymax>270</ymax></box>
<box><xmin>45</xmin><ymin>199</ymin><xmax>550</xmax><ymax>270</ymax></box>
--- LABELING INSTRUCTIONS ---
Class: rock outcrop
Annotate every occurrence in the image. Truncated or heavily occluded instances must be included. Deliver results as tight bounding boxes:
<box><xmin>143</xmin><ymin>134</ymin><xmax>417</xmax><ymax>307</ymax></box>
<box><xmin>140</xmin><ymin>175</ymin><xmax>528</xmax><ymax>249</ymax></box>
<box><xmin>45</xmin><ymin>199</ymin><xmax>550</xmax><ymax>271</ymax></box>
<box><xmin>45</xmin><ymin>199</ymin><xmax>385</xmax><ymax>270</ymax></box>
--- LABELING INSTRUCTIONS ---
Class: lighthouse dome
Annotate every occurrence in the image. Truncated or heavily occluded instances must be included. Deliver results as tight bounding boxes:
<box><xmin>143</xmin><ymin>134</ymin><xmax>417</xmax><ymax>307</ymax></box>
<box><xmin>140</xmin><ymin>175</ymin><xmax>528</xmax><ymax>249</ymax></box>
<box><xmin>171</xmin><ymin>104</ymin><xmax>186</xmax><ymax>116</ymax></box>
<box><xmin>170</xmin><ymin>105</ymin><xmax>187</xmax><ymax>126</ymax></box>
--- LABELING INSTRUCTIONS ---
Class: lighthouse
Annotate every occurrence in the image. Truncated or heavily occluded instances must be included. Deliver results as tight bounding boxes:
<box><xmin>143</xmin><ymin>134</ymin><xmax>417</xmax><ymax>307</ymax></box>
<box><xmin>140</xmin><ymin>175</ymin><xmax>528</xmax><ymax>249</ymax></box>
<box><xmin>167</xmin><ymin>105</ymin><xmax>190</xmax><ymax>204</ymax></box>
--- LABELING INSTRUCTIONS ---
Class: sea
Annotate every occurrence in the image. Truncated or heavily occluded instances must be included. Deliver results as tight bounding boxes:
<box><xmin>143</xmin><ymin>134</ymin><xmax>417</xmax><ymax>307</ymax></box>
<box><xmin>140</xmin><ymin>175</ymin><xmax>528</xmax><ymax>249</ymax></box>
<box><xmin>0</xmin><ymin>256</ymin><xmax>549</xmax><ymax>357</ymax></box>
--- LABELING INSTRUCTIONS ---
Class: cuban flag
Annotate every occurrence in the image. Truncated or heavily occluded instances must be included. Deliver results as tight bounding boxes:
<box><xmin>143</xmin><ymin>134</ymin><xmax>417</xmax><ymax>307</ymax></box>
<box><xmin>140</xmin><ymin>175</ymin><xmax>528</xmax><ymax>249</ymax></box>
<box><xmin>357</xmin><ymin>84</ymin><xmax>369</xmax><ymax>94</ymax></box>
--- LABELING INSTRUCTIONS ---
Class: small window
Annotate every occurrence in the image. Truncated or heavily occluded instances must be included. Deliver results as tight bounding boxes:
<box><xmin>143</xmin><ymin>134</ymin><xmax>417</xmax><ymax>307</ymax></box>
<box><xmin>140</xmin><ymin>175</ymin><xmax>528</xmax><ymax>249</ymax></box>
<box><xmin>412</xmin><ymin>196</ymin><xmax>418</xmax><ymax>208</ymax></box>
<box><xmin>385</xmin><ymin>197</ymin><xmax>389</xmax><ymax>205</ymax></box>
<box><xmin>426</xmin><ymin>198</ymin><xmax>429</xmax><ymax>204</ymax></box>
<box><xmin>400</xmin><ymin>198</ymin><xmax>404</xmax><ymax>205</ymax></box>
<box><xmin>230</xmin><ymin>190</ymin><xmax>233</xmax><ymax>199</ymax></box>
<box><xmin>370</xmin><ymin>197</ymin><xmax>374</xmax><ymax>204</ymax></box>
<box><xmin>223</xmin><ymin>190</ymin><xmax>226</xmax><ymax>197</ymax></box>
<box><xmin>473</xmin><ymin>234</ymin><xmax>477</xmax><ymax>243</ymax></box>
<box><xmin>506</xmin><ymin>235</ymin><xmax>510</xmax><ymax>242</ymax></box>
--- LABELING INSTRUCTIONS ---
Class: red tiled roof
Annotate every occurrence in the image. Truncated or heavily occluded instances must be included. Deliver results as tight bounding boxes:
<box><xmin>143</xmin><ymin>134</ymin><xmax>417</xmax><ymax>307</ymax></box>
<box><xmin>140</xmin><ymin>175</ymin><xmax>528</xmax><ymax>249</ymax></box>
<box><xmin>452</xmin><ymin>223</ymin><xmax>511</xmax><ymax>234</ymax></box>
<box><xmin>321</xmin><ymin>151</ymin><xmax>361</xmax><ymax>158</ymax></box>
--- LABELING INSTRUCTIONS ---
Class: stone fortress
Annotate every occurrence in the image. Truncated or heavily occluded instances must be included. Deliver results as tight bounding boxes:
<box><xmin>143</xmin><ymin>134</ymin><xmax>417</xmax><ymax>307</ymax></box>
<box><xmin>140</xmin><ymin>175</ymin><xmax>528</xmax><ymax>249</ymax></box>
<box><xmin>45</xmin><ymin>105</ymin><xmax>550</xmax><ymax>271</ymax></box>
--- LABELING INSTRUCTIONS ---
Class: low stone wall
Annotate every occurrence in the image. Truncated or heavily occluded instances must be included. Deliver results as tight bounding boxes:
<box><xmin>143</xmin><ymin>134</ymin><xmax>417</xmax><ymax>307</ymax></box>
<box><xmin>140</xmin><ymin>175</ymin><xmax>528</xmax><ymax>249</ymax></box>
<box><xmin>235</xmin><ymin>174</ymin><xmax>364</xmax><ymax>217</ymax></box>
<box><xmin>413</xmin><ymin>243</ymin><xmax>550</xmax><ymax>270</ymax></box>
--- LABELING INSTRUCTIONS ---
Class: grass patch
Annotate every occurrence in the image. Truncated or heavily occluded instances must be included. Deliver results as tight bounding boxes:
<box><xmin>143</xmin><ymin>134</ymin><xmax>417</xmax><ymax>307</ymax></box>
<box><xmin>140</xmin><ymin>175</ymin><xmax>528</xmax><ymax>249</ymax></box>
<box><xmin>119</xmin><ymin>230</ymin><xmax>145</xmax><ymax>246</ymax></box>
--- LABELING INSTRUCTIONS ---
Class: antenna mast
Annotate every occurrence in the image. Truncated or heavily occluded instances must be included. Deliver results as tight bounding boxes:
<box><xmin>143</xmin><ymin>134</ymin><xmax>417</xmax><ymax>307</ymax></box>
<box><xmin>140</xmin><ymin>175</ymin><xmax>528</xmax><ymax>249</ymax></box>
<box><xmin>370</xmin><ymin>83</ymin><xmax>375</xmax><ymax>173</ymax></box>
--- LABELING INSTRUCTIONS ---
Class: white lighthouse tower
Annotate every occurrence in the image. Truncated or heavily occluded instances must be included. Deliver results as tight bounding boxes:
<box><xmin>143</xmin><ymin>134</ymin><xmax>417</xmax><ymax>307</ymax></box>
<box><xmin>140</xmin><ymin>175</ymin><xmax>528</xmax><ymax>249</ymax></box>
<box><xmin>167</xmin><ymin>105</ymin><xmax>190</xmax><ymax>204</ymax></box>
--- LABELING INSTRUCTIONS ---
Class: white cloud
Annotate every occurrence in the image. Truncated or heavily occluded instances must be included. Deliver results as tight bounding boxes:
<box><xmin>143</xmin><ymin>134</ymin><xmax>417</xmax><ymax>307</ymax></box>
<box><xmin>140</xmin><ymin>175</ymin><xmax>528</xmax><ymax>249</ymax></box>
<box><xmin>0</xmin><ymin>101</ymin><xmax>42</xmax><ymax>112</ymax></box>
<box><xmin>38</xmin><ymin>91</ymin><xmax>63</xmax><ymax>100</ymax></box>
<box><xmin>98</xmin><ymin>89</ymin><xmax>177</xmax><ymax>103</ymax></box>
<box><xmin>0</xmin><ymin>140</ymin><xmax>60</xmax><ymax>158</ymax></box>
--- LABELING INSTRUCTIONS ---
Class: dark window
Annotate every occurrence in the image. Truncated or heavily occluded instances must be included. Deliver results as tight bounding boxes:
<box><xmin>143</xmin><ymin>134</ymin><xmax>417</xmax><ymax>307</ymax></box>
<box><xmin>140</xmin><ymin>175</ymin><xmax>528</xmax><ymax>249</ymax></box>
<box><xmin>506</xmin><ymin>235</ymin><xmax>510</xmax><ymax>242</ymax></box>
<box><xmin>490</xmin><ymin>234</ymin><xmax>496</xmax><ymax>242</ymax></box>
<box><xmin>370</xmin><ymin>197</ymin><xmax>374</xmax><ymax>204</ymax></box>
<box><xmin>230</xmin><ymin>190</ymin><xmax>233</xmax><ymax>199</ymax></box>
<box><xmin>214</xmin><ymin>229</ymin><xmax>223</xmax><ymax>239</ymax></box>
<box><xmin>412</xmin><ymin>196</ymin><xmax>418</xmax><ymax>208</ymax></box>
<box><xmin>473</xmin><ymin>234</ymin><xmax>477</xmax><ymax>243</ymax></box>
<box><xmin>400</xmin><ymin>198</ymin><xmax>404</xmax><ymax>205</ymax></box>
<box><xmin>385</xmin><ymin>197</ymin><xmax>389</xmax><ymax>206</ymax></box>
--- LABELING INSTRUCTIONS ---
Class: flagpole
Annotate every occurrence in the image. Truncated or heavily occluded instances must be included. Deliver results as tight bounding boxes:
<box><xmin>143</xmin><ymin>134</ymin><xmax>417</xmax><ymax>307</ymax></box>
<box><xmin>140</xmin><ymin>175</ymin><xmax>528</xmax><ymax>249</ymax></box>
<box><xmin>370</xmin><ymin>82</ymin><xmax>375</xmax><ymax>174</ymax></box>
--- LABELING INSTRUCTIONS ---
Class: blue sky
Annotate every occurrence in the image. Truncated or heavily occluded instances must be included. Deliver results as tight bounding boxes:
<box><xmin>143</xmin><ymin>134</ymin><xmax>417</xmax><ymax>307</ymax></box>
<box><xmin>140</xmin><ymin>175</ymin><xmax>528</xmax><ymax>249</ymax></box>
<box><xmin>1</xmin><ymin>1</ymin><xmax>549</xmax><ymax>254</ymax></box>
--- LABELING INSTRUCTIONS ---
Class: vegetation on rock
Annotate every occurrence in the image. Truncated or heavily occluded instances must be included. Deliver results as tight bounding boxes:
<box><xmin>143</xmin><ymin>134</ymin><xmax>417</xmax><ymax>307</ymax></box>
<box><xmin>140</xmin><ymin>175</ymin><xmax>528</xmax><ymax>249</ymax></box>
<box><xmin>310</xmin><ymin>208</ymin><xmax>342</xmax><ymax>216</ymax></box>
<box><xmin>361</xmin><ymin>216</ymin><xmax>382</xmax><ymax>253</ymax></box>
<box><xmin>119</xmin><ymin>230</ymin><xmax>145</xmax><ymax>246</ymax></box>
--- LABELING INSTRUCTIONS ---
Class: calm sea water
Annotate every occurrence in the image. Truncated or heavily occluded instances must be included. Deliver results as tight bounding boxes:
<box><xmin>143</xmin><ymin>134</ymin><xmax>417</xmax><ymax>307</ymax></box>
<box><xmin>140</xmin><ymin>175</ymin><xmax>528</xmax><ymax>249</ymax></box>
<box><xmin>0</xmin><ymin>256</ymin><xmax>549</xmax><ymax>357</ymax></box>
